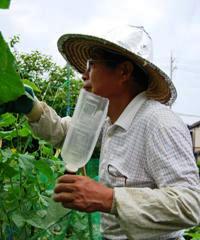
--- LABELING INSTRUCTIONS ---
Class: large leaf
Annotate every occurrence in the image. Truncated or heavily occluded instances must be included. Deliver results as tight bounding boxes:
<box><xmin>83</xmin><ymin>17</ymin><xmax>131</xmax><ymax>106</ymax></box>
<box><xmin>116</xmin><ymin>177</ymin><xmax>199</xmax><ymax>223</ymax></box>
<box><xmin>26</xmin><ymin>197</ymin><xmax>70</xmax><ymax>229</ymax></box>
<box><xmin>0</xmin><ymin>0</ymin><xmax>11</xmax><ymax>9</ymax></box>
<box><xmin>0</xmin><ymin>32</ymin><xmax>24</xmax><ymax>104</ymax></box>
<box><xmin>35</xmin><ymin>159</ymin><xmax>54</xmax><ymax>180</ymax></box>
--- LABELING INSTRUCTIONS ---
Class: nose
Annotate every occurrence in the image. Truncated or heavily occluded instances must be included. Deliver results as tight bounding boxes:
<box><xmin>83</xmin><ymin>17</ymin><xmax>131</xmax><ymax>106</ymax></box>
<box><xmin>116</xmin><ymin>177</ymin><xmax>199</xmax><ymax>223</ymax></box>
<box><xmin>82</xmin><ymin>71</ymin><xmax>92</xmax><ymax>92</ymax></box>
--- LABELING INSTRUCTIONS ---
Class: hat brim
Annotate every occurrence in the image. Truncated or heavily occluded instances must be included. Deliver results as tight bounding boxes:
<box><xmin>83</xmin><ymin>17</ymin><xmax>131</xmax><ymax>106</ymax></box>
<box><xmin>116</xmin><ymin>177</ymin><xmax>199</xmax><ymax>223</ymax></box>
<box><xmin>57</xmin><ymin>34</ymin><xmax>177</xmax><ymax>105</ymax></box>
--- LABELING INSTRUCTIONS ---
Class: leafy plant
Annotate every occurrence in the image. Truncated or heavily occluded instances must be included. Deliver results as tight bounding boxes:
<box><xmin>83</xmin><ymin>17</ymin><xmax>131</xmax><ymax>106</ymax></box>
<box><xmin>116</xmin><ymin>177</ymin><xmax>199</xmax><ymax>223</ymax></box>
<box><xmin>10</xmin><ymin>39</ymin><xmax>83</xmax><ymax>117</ymax></box>
<box><xmin>0</xmin><ymin>113</ymin><xmax>70</xmax><ymax>239</ymax></box>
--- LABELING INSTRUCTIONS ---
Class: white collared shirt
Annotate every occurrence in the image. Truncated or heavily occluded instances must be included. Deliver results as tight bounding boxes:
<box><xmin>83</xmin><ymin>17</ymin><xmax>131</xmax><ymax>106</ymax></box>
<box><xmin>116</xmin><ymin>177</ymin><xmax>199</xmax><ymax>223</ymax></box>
<box><xmin>99</xmin><ymin>92</ymin><xmax>200</xmax><ymax>240</ymax></box>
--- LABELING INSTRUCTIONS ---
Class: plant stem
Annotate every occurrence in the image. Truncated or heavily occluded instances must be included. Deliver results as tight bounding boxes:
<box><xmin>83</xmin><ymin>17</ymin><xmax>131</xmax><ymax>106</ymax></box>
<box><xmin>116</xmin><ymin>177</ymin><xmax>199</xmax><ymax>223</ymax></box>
<box><xmin>0</xmin><ymin>220</ymin><xmax>3</xmax><ymax>239</ymax></box>
<box><xmin>22</xmin><ymin>135</ymin><xmax>32</xmax><ymax>154</ymax></box>
<box><xmin>88</xmin><ymin>213</ymin><xmax>94</xmax><ymax>240</ymax></box>
<box><xmin>1</xmin><ymin>203</ymin><xmax>13</xmax><ymax>239</ymax></box>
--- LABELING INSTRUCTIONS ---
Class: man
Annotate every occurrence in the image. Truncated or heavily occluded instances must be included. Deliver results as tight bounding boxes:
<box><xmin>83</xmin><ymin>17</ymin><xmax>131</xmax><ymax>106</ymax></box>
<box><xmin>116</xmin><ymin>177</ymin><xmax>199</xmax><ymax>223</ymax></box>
<box><xmin>1</xmin><ymin>25</ymin><xmax>200</xmax><ymax>240</ymax></box>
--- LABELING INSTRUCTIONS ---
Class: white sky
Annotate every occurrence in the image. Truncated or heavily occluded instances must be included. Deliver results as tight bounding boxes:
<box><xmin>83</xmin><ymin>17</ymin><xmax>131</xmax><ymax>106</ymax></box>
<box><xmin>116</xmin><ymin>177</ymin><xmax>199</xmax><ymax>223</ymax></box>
<box><xmin>0</xmin><ymin>0</ymin><xmax>200</xmax><ymax>124</ymax></box>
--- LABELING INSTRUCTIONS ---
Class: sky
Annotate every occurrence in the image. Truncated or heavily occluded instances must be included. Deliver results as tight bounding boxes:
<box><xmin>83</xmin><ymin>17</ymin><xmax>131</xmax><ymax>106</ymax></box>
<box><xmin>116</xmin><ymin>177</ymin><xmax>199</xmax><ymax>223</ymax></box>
<box><xmin>0</xmin><ymin>0</ymin><xmax>200</xmax><ymax>124</ymax></box>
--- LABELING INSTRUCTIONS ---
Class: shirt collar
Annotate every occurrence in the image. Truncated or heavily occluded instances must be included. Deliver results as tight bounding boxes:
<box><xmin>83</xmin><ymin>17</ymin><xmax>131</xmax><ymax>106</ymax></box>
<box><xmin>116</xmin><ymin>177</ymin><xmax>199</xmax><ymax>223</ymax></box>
<box><xmin>113</xmin><ymin>91</ymin><xmax>148</xmax><ymax>131</ymax></box>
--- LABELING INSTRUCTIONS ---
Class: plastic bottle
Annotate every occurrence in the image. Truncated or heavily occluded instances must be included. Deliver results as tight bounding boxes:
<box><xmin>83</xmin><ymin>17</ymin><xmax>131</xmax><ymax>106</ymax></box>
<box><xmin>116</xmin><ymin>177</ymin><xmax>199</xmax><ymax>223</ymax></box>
<box><xmin>61</xmin><ymin>88</ymin><xmax>109</xmax><ymax>172</ymax></box>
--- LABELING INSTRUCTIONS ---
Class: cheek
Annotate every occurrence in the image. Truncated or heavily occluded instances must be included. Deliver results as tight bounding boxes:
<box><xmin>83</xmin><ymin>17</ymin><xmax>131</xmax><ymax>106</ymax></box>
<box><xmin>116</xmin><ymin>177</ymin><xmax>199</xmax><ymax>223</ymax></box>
<box><xmin>89</xmin><ymin>70</ymin><xmax>101</xmax><ymax>86</ymax></box>
<box><xmin>89</xmin><ymin>68</ymin><xmax>119</xmax><ymax>95</ymax></box>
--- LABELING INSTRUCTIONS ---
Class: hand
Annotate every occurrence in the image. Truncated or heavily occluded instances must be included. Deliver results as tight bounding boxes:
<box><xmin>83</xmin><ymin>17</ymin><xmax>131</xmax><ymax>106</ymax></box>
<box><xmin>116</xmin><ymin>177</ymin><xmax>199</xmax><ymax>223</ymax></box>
<box><xmin>53</xmin><ymin>175</ymin><xmax>113</xmax><ymax>213</ymax></box>
<box><xmin>0</xmin><ymin>85</ymin><xmax>35</xmax><ymax>115</ymax></box>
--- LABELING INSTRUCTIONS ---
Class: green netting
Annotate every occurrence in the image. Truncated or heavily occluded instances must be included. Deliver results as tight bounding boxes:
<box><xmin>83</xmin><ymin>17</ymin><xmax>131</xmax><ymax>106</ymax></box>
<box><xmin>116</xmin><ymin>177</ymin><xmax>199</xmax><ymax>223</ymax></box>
<box><xmin>31</xmin><ymin>158</ymin><xmax>101</xmax><ymax>240</ymax></box>
<box><xmin>86</xmin><ymin>158</ymin><xmax>101</xmax><ymax>240</ymax></box>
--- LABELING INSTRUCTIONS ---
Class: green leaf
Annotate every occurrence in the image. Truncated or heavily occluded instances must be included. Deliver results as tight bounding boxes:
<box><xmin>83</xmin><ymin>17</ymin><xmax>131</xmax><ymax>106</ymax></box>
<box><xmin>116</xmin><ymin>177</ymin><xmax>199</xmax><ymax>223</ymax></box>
<box><xmin>0</xmin><ymin>0</ymin><xmax>11</xmax><ymax>9</ymax></box>
<box><xmin>22</xmin><ymin>79</ymin><xmax>41</xmax><ymax>93</ymax></box>
<box><xmin>11</xmin><ymin>212</ymin><xmax>25</xmax><ymax>228</ymax></box>
<box><xmin>18</xmin><ymin>125</ymin><xmax>32</xmax><ymax>137</ymax></box>
<box><xmin>0</xmin><ymin>129</ymin><xmax>17</xmax><ymax>140</ymax></box>
<box><xmin>26</xmin><ymin>197</ymin><xmax>70</xmax><ymax>229</ymax></box>
<box><xmin>4</xmin><ymin>165</ymin><xmax>18</xmax><ymax>177</ymax></box>
<box><xmin>42</xmin><ymin>197</ymin><xmax>70</xmax><ymax>228</ymax></box>
<box><xmin>39</xmin><ymin>194</ymin><xmax>49</xmax><ymax>207</ymax></box>
<box><xmin>0</xmin><ymin>113</ymin><xmax>16</xmax><ymax>127</ymax></box>
<box><xmin>0</xmin><ymin>148</ymin><xmax>12</xmax><ymax>162</ymax></box>
<box><xmin>40</xmin><ymin>145</ymin><xmax>53</xmax><ymax>156</ymax></box>
<box><xmin>18</xmin><ymin>153</ymin><xmax>35</xmax><ymax>172</ymax></box>
<box><xmin>0</xmin><ymin>32</ymin><xmax>24</xmax><ymax>104</ymax></box>
<box><xmin>35</xmin><ymin>159</ymin><xmax>53</xmax><ymax>179</ymax></box>
<box><xmin>36</xmin><ymin>209</ymin><xmax>47</xmax><ymax>218</ymax></box>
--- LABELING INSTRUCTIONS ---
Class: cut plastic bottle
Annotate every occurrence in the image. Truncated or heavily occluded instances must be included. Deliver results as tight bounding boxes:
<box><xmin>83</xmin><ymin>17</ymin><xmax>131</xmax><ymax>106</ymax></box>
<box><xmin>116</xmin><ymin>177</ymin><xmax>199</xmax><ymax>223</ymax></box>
<box><xmin>61</xmin><ymin>88</ymin><xmax>109</xmax><ymax>172</ymax></box>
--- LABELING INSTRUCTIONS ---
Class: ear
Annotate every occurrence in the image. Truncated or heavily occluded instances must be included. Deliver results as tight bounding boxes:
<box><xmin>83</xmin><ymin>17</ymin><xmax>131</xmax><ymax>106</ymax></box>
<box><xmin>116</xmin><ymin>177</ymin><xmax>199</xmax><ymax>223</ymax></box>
<box><xmin>118</xmin><ymin>61</ymin><xmax>134</xmax><ymax>83</ymax></box>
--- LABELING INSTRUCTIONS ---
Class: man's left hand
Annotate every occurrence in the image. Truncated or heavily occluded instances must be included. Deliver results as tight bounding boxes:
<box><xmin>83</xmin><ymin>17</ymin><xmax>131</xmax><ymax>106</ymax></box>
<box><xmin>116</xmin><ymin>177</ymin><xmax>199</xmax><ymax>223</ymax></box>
<box><xmin>53</xmin><ymin>175</ymin><xmax>113</xmax><ymax>213</ymax></box>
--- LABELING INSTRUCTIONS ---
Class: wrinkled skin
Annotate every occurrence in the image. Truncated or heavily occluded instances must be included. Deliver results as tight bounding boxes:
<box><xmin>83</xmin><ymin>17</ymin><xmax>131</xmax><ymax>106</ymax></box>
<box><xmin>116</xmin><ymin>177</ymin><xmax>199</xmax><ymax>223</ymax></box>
<box><xmin>53</xmin><ymin>175</ymin><xmax>113</xmax><ymax>212</ymax></box>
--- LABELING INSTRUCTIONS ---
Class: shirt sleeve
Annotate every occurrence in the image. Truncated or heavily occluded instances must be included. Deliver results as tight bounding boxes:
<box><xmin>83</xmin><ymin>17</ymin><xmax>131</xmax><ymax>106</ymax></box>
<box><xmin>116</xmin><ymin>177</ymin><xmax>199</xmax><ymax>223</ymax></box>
<box><xmin>111</xmin><ymin>121</ymin><xmax>200</xmax><ymax>239</ymax></box>
<box><xmin>112</xmin><ymin>186</ymin><xmax>200</xmax><ymax>240</ymax></box>
<box><xmin>29</xmin><ymin>102</ymin><xmax>71</xmax><ymax>148</ymax></box>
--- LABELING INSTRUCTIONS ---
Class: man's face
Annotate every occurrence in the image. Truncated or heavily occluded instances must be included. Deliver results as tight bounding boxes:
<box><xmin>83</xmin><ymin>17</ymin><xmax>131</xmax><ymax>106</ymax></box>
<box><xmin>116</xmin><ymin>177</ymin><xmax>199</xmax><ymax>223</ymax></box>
<box><xmin>82</xmin><ymin>59</ymin><xmax>123</xmax><ymax>99</ymax></box>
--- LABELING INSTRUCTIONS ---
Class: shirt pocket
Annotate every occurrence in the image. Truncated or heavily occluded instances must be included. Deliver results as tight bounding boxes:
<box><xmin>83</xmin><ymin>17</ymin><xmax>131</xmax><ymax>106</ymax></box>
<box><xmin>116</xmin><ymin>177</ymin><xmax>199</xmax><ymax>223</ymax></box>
<box><xmin>107</xmin><ymin>164</ymin><xmax>128</xmax><ymax>187</ymax></box>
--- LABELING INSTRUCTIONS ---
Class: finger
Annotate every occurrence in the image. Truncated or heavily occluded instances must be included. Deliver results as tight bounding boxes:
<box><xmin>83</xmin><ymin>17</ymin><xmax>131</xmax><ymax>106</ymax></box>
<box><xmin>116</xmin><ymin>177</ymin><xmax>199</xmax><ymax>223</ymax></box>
<box><xmin>54</xmin><ymin>183</ymin><xmax>74</xmax><ymax>193</ymax></box>
<box><xmin>57</xmin><ymin>174</ymin><xmax>80</xmax><ymax>183</ymax></box>
<box><xmin>53</xmin><ymin>192</ymin><xmax>74</xmax><ymax>203</ymax></box>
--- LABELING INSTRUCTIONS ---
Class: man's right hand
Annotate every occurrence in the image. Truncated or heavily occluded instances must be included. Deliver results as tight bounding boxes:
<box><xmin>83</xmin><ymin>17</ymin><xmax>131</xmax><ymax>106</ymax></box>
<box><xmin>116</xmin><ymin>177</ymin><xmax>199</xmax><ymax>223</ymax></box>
<box><xmin>0</xmin><ymin>85</ymin><xmax>35</xmax><ymax>115</ymax></box>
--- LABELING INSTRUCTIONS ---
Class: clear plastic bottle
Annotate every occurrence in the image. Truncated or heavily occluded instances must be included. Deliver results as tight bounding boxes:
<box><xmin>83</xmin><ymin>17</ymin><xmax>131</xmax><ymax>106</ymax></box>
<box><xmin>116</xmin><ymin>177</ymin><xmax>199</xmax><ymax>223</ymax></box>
<box><xmin>61</xmin><ymin>89</ymin><xmax>109</xmax><ymax>172</ymax></box>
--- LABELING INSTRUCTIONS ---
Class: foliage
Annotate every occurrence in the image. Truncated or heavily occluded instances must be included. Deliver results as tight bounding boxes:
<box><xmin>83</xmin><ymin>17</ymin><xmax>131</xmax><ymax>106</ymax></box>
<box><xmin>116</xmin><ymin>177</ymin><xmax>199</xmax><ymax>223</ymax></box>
<box><xmin>185</xmin><ymin>226</ymin><xmax>200</xmax><ymax>240</ymax></box>
<box><xmin>0</xmin><ymin>0</ymin><xmax>11</xmax><ymax>9</ymax></box>
<box><xmin>0</xmin><ymin>33</ymin><xmax>24</xmax><ymax>104</ymax></box>
<box><xmin>0</xmin><ymin>113</ymin><xmax>69</xmax><ymax>239</ymax></box>
<box><xmin>0</xmin><ymin>113</ymin><xmax>101</xmax><ymax>240</ymax></box>
<box><xmin>10</xmin><ymin>38</ymin><xmax>83</xmax><ymax>117</ymax></box>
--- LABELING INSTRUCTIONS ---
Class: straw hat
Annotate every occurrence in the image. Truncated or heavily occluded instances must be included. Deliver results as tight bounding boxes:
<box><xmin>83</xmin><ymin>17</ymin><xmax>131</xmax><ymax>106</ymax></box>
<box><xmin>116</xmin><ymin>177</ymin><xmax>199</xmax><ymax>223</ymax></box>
<box><xmin>57</xmin><ymin>25</ymin><xmax>177</xmax><ymax>105</ymax></box>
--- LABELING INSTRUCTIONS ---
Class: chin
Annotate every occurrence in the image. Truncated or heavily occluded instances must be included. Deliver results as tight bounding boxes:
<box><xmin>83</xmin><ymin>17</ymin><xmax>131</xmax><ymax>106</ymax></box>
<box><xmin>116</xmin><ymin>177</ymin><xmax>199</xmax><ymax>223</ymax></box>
<box><xmin>83</xmin><ymin>86</ymin><xmax>92</xmax><ymax>92</ymax></box>
<box><xmin>92</xmin><ymin>90</ymin><xmax>107</xmax><ymax>98</ymax></box>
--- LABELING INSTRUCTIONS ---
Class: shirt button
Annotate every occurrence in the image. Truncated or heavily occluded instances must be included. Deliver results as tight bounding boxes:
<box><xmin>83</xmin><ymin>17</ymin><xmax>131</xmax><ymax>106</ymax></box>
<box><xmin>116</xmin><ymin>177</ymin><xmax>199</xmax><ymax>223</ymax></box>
<box><xmin>108</xmin><ymin>132</ymin><xmax>112</xmax><ymax>137</ymax></box>
<box><xmin>107</xmin><ymin>129</ymin><xmax>113</xmax><ymax>137</ymax></box>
